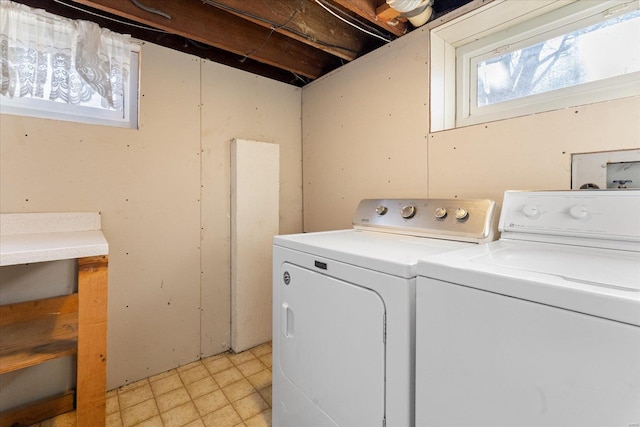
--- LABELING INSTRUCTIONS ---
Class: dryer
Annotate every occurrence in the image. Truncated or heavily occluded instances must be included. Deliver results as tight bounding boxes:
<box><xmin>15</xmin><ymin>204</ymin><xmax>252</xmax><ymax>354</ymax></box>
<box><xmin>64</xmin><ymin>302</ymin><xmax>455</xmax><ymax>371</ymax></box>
<box><xmin>415</xmin><ymin>190</ymin><xmax>640</xmax><ymax>427</ymax></box>
<box><xmin>272</xmin><ymin>198</ymin><xmax>498</xmax><ymax>427</ymax></box>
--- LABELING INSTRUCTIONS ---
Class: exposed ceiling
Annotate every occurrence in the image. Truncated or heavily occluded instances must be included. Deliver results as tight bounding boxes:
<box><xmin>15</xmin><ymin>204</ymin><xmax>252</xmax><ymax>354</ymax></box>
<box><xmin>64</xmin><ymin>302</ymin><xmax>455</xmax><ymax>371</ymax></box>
<box><xmin>13</xmin><ymin>0</ymin><xmax>472</xmax><ymax>87</ymax></box>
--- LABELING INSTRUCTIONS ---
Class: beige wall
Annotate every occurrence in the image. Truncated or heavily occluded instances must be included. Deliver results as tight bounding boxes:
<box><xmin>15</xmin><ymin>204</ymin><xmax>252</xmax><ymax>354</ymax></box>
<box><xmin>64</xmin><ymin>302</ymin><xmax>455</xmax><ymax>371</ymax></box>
<box><xmin>302</xmin><ymin>28</ymin><xmax>431</xmax><ymax>232</ymax></box>
<box><xmin>199</xmin><ymin>61</ymin><xmax>302</xmax><ymax>358</ymax></box>
<box><xmin>301</xmin><ymin>24</ymin><xmax>640</xmax><ymax>231</ymax></box>
<box><xmin>428</xmin><ymin>96</ymin><xmax>640</xmax><ymax>202</ymax></box>
<box><xmin>0</xmin><ymin>43</ymin><xmax>302</xmax><ymax>389</ymax></box>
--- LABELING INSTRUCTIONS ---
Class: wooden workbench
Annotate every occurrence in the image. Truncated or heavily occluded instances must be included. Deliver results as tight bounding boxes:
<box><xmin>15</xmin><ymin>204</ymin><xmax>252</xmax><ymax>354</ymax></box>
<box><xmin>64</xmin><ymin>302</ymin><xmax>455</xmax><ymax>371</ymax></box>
<box><xmin>0</xmin><ymin>213</ymin><xmax>109</xmax><ymax>426</ymax></box>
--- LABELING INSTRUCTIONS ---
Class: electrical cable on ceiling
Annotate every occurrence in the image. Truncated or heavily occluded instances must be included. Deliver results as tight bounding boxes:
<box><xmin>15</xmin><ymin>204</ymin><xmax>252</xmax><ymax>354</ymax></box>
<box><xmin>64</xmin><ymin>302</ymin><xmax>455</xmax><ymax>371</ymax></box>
<box><xmin>130</xmin><ymin>0</ymin><xmax>171</xmax><ymax>20</ymax></box>
<box><xmin>315</xmin><ymin>0</ymin><xmax>395</xmax><ymax>39</ymax></box>
<box><xmin>239</xmin><ymin>0</ymin><xmax>303</xmax><ymax>63</ymax></box>
<box><xmin>53</xmin><ymin>0</ymin><xmax>169</xmax><ymax>33</ymax></box>
<box><xmin>186</xmin><ymin>39</ymin><xmax>214</xmax><ymax>50</ymax></box>
<box><xmin>201</xmin><ymin>0</ymin><xmax>358</xmax><ymax>54</ymax></box>
<box><xmin>290</xmin><ymin>72</ymin><xmax>310</xmax><ymax>85</ymax></box>
<box><xmin>313</xmin><ymin>0</ymin><xmax>393</xmax><ymax>42</ymax></box>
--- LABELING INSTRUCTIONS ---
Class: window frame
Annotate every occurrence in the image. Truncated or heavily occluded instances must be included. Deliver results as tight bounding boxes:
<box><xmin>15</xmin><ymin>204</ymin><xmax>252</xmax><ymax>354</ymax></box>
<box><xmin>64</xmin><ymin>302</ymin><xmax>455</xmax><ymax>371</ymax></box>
<box><xmin>0</xmin><ymin>47</ymin><xmax>140</xmax><ymax>129</ymax></box>
<box><xmin>429</xmin><ymin>0</ymin><xmax>640</xmax><ymax>132</ymax></box>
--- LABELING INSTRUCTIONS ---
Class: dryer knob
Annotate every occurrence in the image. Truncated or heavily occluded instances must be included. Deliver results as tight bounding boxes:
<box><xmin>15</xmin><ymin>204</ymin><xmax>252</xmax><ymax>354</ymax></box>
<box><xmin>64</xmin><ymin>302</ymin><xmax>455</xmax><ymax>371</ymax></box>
<box><xmin>454</xmin><ymin>208</ymin><xmax>469</xmax><ymax>221</ymax></box>
<box><xmin>434</xmin><ymin>207</ymin><xmax>447</xmax><ymax>219</ymax></box>
<box><xmin>401</xmin><ymin>205</ymin><xmax>417</xmax><ymax>219</ymax></box>
<box><xmin>376</xmin><ymin>205</ymin><xmax>388</xmax><ymax>216</ymax></box>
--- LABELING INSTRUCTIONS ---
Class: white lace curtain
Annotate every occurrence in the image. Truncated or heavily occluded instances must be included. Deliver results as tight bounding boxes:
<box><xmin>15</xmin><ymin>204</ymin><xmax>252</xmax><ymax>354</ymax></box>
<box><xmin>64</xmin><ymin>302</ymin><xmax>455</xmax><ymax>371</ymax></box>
<box><xmin>0</xmin><ymin>0</ymin><xmax>133</xmax><ymax>111</ymax></box>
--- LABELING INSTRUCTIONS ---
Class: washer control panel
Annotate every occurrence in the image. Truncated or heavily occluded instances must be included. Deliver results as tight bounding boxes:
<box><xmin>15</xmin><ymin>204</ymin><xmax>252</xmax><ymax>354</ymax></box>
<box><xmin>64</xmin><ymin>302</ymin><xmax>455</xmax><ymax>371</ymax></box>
<box><xmin>499</xmin><ymin>190</ymin><xmax>640</xmax><ymax>243</ymax></box>
<box><xmin>353</xmin><ymin>198</ymin><xmax>499</xmax><ymax>243</ymax></box>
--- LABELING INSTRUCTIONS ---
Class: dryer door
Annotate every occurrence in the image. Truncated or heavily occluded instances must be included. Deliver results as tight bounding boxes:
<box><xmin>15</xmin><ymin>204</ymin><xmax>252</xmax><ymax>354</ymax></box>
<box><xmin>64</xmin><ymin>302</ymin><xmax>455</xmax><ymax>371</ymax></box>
<box><xmin>277</xmin><ymin>262</ymin><xmax>386</xmax><ymax>427</ymax></box>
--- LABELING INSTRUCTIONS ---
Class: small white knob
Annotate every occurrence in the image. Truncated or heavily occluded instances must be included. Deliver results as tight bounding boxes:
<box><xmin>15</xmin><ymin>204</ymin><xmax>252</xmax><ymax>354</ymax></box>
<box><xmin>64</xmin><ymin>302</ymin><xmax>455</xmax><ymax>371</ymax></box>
<box><xmin>401</xmin><ymin>205</ymin><xmax>417</xmax><ymax>219</ymax></box>
<box><xmin>569</xmin><ymin>205</ymin><xmax>589</xmax><ymax>219</ymax></box>
<box><xmin>376</xmin><ymin>205</ymin><xmax>388</xmax><ymax>215</ymax></box>
<box><xmin>454</xmin><ymin>208</ymin><xmax>468</xmax><ymax>221</ymax></box>
<box><xmin>522</xmin><ymin>204</ymin><xmax>539</xmax><ymax>218</ymax></box>
<box><xmin>434</xmin><ymin>207</ymin><xmax>447</xmax><ymax>219</ymax></box>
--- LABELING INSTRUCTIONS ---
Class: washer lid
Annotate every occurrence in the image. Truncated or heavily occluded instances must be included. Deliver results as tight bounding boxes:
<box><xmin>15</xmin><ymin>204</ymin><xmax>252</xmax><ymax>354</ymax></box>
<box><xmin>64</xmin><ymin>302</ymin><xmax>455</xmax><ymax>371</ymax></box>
<box><xmin>274</xmin><ymin>229</ymin><xmax>471</xmax><ymax>278</ymax></box>
<box><xmin>472</xmin><ymin>244</ymin><xmax>639</xmax><ymax>292</ymax></box>
<box><xmin>417</xmin><ymin>239</ymin><xmax>640</xmax><ymax>326</ymax></box>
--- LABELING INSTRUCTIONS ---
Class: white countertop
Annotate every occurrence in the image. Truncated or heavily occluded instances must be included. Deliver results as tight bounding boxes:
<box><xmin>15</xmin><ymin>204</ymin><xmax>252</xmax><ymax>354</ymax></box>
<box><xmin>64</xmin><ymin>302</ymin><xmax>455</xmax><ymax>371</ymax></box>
<box><xmin>0</xmin><ymin>213</ymin><xmax>109</xmax><ymax>266</ymax></box>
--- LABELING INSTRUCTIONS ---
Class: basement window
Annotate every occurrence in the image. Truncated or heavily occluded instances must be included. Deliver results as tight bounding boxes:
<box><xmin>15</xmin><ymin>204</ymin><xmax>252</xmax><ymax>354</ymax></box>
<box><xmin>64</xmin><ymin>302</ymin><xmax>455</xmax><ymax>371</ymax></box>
<box><xmin>430</xmin><ymin>0</ymin><xmax>640</xmax><ymax>131</ymax></box>
<box><xmin>0</xmin><ymin>1</ymin><xmax>139</xmax><ymax>129</ymax></box>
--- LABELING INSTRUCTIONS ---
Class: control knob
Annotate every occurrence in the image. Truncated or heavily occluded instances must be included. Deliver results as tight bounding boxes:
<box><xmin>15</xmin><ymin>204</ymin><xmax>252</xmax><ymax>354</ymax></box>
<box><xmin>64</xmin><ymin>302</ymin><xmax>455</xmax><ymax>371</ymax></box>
<box><xmin>454</xmin><ymin>208</ymin><xmax>469</xmax><ymax>221</ymax></box>
<box><xmin>569</xmin><ymin>205</ymin><xmax>589</xmax><ymax>220</ymax></box>
<box><xmin>376</xmin><ymin>205</ymin><xmax>388</xmax><ymax>216</ymax></box>
<box><xmin>401</xmin><ymin>205</ymin><xmax>417</xmax><ymax>219</ymax></box>
<box><xmin>434</xmin><ymin>207</ymin><xmax>447</xmax><ymax>219</ymax></box>
<box><xmin>522</xmin><ymin>204</ymin><xmax>539</xmax><ymax>218</ymax></box>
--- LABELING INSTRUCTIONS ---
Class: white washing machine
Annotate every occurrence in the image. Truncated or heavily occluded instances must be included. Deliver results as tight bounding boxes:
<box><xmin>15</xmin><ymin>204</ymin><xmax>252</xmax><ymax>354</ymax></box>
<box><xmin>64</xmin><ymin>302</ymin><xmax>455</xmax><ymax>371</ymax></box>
<box><xmin>415</xmin><ymin>190</ymin><xmax>640</xmax><ymax>427</ymax></box>
<box><xmin>272</xmin><ymin>198</ymin><xmax>499</xmax><ymax>427</ymax></box>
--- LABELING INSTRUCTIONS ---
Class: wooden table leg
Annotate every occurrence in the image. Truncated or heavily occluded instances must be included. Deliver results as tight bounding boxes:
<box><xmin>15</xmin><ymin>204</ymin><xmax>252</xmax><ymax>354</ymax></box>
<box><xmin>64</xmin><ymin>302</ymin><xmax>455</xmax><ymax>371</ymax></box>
<box><xmin>77</xmin><ymin>256</ymin><xmax>108</xmax><ymax>426</ymax></box>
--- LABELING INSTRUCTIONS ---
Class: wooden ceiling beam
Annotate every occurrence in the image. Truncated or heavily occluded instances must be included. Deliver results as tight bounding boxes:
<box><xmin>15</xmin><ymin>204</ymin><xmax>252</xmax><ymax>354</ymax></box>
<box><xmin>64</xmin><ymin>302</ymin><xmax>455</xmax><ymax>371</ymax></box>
<box><xmin>14</xmin><ymin>0</ymin><xmax>307</xmax><ymax>86</ymax></box>
<box><xmin>330</xmin><ymin>0</ymin><xmax>408</xmax><ymax>37</ymax></box>
<box><xmin>70</xmin><ymin>0</ymin><xmax>342</xmax><ymax>79</ymax></box>
<box><xmin>203</xmin><ymin>0</ymin><xmax>374</xmax><ymax>62</ymax></box>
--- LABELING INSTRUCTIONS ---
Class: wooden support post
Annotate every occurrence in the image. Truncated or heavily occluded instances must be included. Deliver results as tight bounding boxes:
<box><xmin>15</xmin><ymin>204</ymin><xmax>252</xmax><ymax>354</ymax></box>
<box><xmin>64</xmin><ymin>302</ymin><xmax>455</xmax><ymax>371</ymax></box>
<box><xmin>76</xmin><ymin>255</ymin><xmax>108</xmax><ymax>426</ymax></box>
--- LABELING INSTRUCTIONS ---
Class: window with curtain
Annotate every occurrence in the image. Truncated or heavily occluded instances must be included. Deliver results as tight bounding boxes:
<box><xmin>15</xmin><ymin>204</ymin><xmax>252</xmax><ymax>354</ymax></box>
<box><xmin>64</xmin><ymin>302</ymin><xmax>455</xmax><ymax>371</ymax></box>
<box><xmin>0</xmin><ymin>0</ymin><xmax>139</xmax><ymax>128</ymax></box>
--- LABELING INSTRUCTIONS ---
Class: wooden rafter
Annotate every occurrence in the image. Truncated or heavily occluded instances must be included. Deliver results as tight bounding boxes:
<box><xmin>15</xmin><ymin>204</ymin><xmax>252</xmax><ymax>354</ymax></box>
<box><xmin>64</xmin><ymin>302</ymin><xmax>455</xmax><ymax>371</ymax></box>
<box><xmin>10</xmin><ymin>0</ymin><xmax>472</xmax><ymax>85</ymax></box>
<box><xmin>331</xmin><ymin>0</ymin><xmax>408</xmax><ymax>36</ymax></box>
<box><xmin>71</xmin><ymin>0</ymin><xmax>343</xmax><ymax>79</ymax></box>
<box><xmin>202</xmin><ymin>0</ymin><xmax>376</xmax><ymax>61</ymax></box>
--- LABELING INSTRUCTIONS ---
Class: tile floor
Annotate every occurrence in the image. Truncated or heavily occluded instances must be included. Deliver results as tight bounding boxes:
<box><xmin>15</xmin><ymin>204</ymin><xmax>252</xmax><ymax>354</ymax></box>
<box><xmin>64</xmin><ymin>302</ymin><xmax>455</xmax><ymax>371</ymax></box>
<box><xmin>31</xmin><ymin>342</ymin><xmax>273</xmax><ymax>427</ymax></box>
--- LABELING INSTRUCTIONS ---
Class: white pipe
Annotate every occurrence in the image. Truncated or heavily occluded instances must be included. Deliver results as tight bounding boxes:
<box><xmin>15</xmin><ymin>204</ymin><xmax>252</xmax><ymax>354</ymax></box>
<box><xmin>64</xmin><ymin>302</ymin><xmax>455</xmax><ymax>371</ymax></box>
<box><xmin>386</xmin><ymin>0</ymin><xmax>433</xmax><ymax>27</ymax></box>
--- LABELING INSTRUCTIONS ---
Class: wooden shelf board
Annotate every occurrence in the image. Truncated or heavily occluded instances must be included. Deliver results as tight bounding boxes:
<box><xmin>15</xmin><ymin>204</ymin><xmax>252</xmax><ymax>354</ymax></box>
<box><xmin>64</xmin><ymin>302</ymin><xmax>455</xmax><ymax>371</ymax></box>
<box><xmin>0</xmin><ymin>256</ymin><xmax>107</xmax><ymax>426</ymax></box>
<box><xmin>0</xmin><ymin>390</ymin><xmax>75</xmax><ymax>427</ymax></box>
<box><xmin>0</xmin><ymin>311</ymin><xmax>78</xmax><ymax>374</ymax></box>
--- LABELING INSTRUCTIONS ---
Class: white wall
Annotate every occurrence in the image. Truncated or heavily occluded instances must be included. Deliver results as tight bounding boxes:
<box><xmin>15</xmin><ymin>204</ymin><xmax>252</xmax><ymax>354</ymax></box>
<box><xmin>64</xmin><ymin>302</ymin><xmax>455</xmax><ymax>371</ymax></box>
<box><xmin>301</xmin><ymin>23</ymin><xmax>640</xmax><ymax>231</ymax></box>
<box><xmin>0</xmin><ymin>42</ymin><xmax>302</xmax><ymax>389</ymax></box>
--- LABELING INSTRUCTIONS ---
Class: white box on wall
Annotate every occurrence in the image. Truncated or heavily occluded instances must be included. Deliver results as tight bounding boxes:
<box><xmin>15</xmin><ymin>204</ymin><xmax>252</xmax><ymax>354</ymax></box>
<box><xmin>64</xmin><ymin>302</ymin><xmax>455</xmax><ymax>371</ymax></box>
<box><xmin>571</xmin><ymin>149</ymin><xmax>640</xmax><ymax>190</ymax></box>
<box><xmin>230</xmin><ymin>139</ymin><xmax>280</xmax><ymax>352</ymax></box>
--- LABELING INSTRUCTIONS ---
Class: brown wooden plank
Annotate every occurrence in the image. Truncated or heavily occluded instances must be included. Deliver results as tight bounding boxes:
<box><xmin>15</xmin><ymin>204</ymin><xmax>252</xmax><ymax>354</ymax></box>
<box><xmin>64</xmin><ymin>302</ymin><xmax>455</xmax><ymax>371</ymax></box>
<box><xmin>0</xmin><ymin>296</ymin><xmax>78</xmax><ymax>374</ymax></box>
<box><xmin>332</xmin><ymin>0</ymin><xmax>408</xmax><ymax>36</ymax></box>
<box><xmin>205</xmin><ymin>0</ymin><xmax>370</xmax><ymax>61</ymax></box>
<box><xmin>71</xmin><ymin>0</ymin><xmax>343</xmax><ymax>78</ymax></box>
<box><xmin>0</xmin><ymin>312</ymin><xmax>78</xmax><ymax>373</ymax></box>
<box><xmin>0</xmin><ymin>294</ymin><xmax>78</xmax><ymax>327</ymax></box>
<box><xmin>376</xmin><ymin>3</ymin><xmax>402</xmax><ymax>21</ymax></box>
<box><xmin>15</xmin><ymin>0</ymin><xmax>310</xmax><ymax>87</ymax></box>
<box><xmin>0</xmin><ymin>390</ymin><xmax>75</xmax><ymax>427</ymax></box>
<box><xmin>76</xmin><ymin>255</ymin><xmax>108</xmax><ymax>427</ymax></box>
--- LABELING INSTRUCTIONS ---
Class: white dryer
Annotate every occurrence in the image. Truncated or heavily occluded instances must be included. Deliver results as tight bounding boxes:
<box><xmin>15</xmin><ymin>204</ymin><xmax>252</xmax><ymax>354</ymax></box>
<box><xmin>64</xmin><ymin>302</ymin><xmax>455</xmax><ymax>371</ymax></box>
<box><xmin>272</xmin><ymin>198</ymin><xmax>498</xmax><ymax>427</ymax></box>
<box><xmin>415</xmin><ymin>190</ymin><xmax>640</xmax><ymax>427</ymax></box>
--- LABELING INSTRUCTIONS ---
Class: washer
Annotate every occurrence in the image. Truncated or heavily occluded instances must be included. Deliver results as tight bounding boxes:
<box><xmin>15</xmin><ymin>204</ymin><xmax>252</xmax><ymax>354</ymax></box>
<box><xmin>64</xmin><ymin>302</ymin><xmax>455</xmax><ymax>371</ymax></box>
<box><xmin>415</xmin><ymin>190</ymin><xmax>640</xmax><ymax>427</ymax></box>
<box><xmin>272</xmin><ymin>198</ymin><xmax>498</xmax><ymax>427</ymax></box>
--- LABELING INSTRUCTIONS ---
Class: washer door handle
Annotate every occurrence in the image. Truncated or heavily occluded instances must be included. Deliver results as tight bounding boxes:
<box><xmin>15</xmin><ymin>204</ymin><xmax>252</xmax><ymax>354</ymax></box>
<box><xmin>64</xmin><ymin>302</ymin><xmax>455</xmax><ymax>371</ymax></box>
<box><xmin>281</xmin><ymin>303</ymin><xmax>294</xmax><ymax>338</ymax></box>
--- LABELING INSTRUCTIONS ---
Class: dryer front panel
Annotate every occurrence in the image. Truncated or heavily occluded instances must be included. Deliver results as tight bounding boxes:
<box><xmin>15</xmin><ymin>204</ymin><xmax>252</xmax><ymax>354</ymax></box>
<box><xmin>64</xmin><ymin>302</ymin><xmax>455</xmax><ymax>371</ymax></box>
<box><xmin>276</xmin><ymin>262</ymin><xmax>386</xmax><ymax>427</ymax></box>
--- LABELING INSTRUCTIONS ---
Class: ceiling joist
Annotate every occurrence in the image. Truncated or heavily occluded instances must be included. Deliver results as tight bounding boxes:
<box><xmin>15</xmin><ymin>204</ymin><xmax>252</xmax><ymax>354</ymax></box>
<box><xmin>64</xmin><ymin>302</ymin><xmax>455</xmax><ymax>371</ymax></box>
<box><xmin>71</xmin><ymin>0</ymin><xmax>344</xmax><ymax>79</ymax></box>
<box><xmin>11</xmin><ymin>0</ymin><xmax>473</xmax><ymax>86</ymax></box>
<box><xmin>331</xmin><ymin>0</ymin><xmax>408</xmax><ymax>36</ymax></box>
<box><xmin>201</xmin><ymin>0</ymin><xmax>378</xmax><ymax>62</ymax></box>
